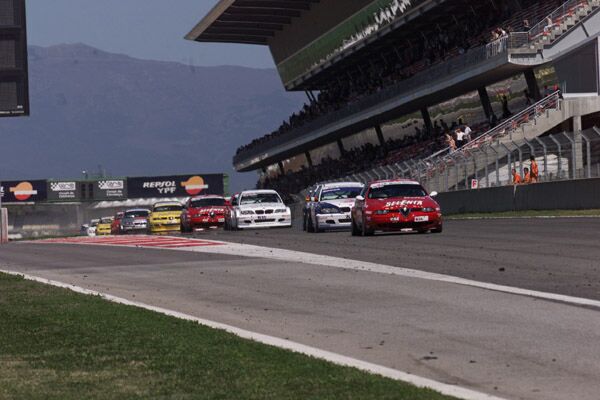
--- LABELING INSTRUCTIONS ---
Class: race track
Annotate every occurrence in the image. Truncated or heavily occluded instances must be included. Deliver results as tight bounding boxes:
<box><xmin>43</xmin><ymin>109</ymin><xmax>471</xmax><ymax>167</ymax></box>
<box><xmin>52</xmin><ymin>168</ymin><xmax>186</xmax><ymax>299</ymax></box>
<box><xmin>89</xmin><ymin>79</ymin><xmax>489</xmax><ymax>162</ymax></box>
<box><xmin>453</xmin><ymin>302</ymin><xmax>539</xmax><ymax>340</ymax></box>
<box><xmin>1</xmin><ymin>217</ymin><xmax>599</xmax><ymax>400</ymax></box>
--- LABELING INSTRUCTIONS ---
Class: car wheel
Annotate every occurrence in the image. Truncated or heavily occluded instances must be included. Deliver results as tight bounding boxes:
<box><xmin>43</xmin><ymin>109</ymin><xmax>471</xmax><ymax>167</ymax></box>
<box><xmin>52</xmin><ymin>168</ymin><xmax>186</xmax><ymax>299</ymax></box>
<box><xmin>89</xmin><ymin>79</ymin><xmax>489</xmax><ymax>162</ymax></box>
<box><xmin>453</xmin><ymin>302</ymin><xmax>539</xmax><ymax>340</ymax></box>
<box><xmin>307</xmin><ymin>216</ymin><xmax>315</xmax><ymax>233</ymax></box>
<box><xmin>351</xmin><ymin>218</ymin><xmax>360</xmax><ymax>236</ymax></box>
<box><xmin>315</xmin><ymin>219</ymin><xmax>323</xmax><ymax>233</ymax></box>
<box><xmin>361</xmin><ymin>217</ymin><xmax>374</xmax><ymax>236</ymax></box>
<box><xmin>431</xmin><ymin>225</ymin><xmax>443</xmax><ymax>234</ymax></box>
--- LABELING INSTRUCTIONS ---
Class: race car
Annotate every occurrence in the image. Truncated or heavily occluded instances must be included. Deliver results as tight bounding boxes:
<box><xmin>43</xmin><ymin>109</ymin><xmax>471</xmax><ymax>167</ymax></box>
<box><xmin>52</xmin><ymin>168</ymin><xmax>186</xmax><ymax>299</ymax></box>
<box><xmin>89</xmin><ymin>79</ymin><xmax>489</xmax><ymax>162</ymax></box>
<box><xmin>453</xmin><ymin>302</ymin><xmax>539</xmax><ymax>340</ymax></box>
<box><xmin>181</xmin><ymin>195</ymin><xmax>227</xmax><ymax>232</ymax></box>
<box><xmin>82</xmin><ymin>219</ymin><xmax>99</xmax><ymax>236</ymax></box>
<box><xmin>119</xmin><ymin>208</ymin><xmax>151</xmax><ymax>234</ymax></box>
<box><xmin>223</xmin><ymin>193</ymin><xmax>239</xmax><ymax>231</ymax></box>
<box><xmin>148</xmin><ymin>202</ymin><xmax>183</xmax><ymax>234</ymax></box>
<box><xmin>96</xmin><ymin>217</ymin><xmax>114</xmax><ymax>236</ymax></box>
<box><xmin>351</xmin><ymin>179</ymin><xmax>442</xmax><ymax>236</ymax></box>
<box><xmin>306</xmin><ymin>182</ymin><xmax>364</xmax><ymax>232</ymax></box>
<box><xmin>111</xmin><ymin>212</ymin><xmax>124</xmax><ymax>234</ymax></box>
<box><xmin>226</xmin><ymin>189</ymin><xmax>291</xmax><ymax>230</ymax></box>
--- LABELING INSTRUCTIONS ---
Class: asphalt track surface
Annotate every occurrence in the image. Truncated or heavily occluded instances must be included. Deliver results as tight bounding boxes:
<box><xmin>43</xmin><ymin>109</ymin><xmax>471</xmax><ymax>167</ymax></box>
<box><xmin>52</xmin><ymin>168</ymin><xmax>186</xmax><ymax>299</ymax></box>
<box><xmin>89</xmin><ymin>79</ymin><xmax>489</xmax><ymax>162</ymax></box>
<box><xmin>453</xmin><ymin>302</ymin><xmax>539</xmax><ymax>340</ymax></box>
<box><xmin>1</xmin><ymin>218</ymin><xmax>599</xmax><ymax>400</ymax></box>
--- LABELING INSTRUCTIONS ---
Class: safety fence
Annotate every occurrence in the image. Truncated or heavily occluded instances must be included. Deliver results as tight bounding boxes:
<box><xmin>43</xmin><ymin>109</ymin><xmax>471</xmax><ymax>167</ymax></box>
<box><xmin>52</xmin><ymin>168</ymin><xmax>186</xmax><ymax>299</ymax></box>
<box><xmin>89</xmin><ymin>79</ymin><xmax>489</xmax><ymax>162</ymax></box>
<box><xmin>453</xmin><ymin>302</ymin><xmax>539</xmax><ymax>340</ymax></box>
<box><xmin>320</xmin><ymin>128</ymin><xmax>600</xmax><ymax>194</ymax></box>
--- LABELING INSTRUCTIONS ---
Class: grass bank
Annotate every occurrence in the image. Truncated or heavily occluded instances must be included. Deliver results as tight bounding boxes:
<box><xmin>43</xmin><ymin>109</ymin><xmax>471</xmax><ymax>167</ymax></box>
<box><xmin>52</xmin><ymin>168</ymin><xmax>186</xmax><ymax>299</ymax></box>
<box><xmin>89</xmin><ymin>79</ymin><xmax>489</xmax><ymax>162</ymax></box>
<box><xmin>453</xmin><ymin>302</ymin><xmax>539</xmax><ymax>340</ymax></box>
<box><xmin>0</xmin><ymin>273</ymin><xmax>454</xmax><ymax>400</ymax></box>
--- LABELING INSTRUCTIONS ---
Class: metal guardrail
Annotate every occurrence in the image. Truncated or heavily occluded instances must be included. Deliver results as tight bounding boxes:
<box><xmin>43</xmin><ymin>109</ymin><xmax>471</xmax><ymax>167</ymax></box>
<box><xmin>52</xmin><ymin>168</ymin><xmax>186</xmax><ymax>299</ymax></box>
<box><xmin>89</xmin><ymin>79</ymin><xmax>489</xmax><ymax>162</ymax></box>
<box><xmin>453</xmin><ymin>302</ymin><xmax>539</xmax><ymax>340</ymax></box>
<box><xmin>528</xmin><ymin>0</ymin><xmax>592</xmax><ymax>41</ymax></box>
<box><xmin>423</xmin><ymin>91</ymin><xmax>562</xmax><ymax>173</ymax></box>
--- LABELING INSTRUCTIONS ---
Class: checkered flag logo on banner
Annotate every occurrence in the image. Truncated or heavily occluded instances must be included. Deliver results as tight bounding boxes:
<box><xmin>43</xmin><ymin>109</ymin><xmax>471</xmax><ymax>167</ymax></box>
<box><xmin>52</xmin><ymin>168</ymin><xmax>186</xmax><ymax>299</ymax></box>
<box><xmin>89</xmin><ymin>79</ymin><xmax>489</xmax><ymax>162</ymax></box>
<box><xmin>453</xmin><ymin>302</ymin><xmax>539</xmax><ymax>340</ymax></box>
<box><xmin>98</xmin><ymin>180</ymin><xmax>124</xmax><ymax>190</ymax></box>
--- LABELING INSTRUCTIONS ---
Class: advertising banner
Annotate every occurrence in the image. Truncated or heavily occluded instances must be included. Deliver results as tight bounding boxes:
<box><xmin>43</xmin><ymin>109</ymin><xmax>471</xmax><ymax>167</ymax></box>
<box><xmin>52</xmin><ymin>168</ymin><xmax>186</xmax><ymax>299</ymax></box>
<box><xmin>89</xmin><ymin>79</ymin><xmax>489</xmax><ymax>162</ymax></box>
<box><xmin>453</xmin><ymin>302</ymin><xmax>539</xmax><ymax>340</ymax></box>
<box><xmin>0</xmin><ymin>180</ymin><xmax>47</xmax><ymax>203</ymax></box>
<box><xmin>127</xmin><ymin>174</ymin><xmax>225</xmax><ymax>199</ymax></box>
<box><xmin>47</xmin><ymin>181</ymin><xmax>81</xmax><ymax>201</ymax></box>
<box><xmin>93</xmin><ymin>179</ymin><xmax>127</xmax><ymax>200</ymax></box>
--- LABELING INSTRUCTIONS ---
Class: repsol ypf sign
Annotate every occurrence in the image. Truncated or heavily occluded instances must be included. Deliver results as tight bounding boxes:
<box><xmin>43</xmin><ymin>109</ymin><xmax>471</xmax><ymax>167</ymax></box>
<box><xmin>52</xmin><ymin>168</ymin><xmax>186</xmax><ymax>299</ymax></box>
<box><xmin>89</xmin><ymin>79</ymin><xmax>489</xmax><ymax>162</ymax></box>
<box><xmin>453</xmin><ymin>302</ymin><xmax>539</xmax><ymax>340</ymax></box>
<box><xmin>127</xmin><ymin>174</ymin><xmax>225</xmax><ymax>198</ymax></box>
<box><xmin>0</xmin><ymin>180</ymin><xmax>47</xmax><ymax>203</ymax></box>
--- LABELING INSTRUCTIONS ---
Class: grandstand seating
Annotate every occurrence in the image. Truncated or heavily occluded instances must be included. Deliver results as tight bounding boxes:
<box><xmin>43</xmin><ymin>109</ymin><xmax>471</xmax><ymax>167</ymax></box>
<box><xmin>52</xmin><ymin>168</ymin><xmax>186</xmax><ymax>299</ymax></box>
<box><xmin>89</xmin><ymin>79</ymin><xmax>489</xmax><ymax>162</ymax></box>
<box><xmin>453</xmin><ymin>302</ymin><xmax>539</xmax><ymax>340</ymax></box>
<box><xmin>255</xmin><ymin>0</ymin><xmax>600</xmax><ymax>195</ymax></box>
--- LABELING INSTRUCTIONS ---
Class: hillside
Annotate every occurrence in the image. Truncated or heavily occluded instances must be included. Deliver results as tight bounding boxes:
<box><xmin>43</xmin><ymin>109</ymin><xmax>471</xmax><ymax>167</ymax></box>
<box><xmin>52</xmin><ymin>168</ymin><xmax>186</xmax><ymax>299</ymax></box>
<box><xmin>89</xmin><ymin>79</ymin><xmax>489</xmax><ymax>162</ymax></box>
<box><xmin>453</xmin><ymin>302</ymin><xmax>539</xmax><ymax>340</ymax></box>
<box><xmin>0</xmin><ymin>44</ymin><xmax>305</xmax><ymax>191</ymax></box>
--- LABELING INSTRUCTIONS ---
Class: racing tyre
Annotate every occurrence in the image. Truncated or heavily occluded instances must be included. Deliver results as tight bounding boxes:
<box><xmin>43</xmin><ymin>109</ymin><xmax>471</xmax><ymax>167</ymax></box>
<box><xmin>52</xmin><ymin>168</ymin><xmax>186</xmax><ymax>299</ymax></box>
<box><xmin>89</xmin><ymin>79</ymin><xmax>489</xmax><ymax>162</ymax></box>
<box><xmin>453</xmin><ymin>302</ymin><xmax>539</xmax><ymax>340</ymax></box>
<box><xmin>431</xmin><ymin>225</ymin><xmax>443</xmax><ymax>234</ymax></box>
<box><xmin>351</xmin><ymin>218</ymin><xmax>360</xmax><ymax>236</ymax></box>
<box><xmin>361</xmin><ymin>218</ymin><xmax>374</xmax><ymax>237</ymax></box>
<box><xmin>314</xmin><ymin>219</ymin><xmax>323</xmax><ymax>233</ymax></box>
<box><xmin>307</xmin><ymin>216</ymin><xmax>316</xmax><ymax>233</ymax></box>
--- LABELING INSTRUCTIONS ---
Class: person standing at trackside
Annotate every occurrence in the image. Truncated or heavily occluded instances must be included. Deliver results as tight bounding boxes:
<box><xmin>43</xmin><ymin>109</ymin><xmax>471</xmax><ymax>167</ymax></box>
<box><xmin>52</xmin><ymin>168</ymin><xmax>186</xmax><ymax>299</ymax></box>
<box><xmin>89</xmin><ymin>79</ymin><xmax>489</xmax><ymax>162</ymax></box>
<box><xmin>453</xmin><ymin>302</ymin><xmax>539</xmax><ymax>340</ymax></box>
<box><xmin>523</xmin><ymin>167</ymin><xmax>531</xmax><ymax>184</ymax></box>
<box><xmin>512</xmin><ymin>168</ymin><xmax>522</xmax><ymax>184</ymax></box>
<box><xmin>529</xmin><ymin>155</ymin><xmax>539</xmax><ymax>183</ymax></box>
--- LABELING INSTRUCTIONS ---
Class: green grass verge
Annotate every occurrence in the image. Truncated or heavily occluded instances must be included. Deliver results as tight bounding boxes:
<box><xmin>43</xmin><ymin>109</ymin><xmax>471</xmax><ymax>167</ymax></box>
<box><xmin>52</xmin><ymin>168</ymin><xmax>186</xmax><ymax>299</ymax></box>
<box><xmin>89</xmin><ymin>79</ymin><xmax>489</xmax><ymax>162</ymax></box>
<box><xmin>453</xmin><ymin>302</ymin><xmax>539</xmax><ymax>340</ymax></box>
<box><xmin>0</xmin><ymin>273</ymin><xmax>455</xmax><ymax>400</ymax></box>
<box><xmin>446</xmin><ymin>209</ymin><xmax>600</xmax><ymax>219</ymax></box>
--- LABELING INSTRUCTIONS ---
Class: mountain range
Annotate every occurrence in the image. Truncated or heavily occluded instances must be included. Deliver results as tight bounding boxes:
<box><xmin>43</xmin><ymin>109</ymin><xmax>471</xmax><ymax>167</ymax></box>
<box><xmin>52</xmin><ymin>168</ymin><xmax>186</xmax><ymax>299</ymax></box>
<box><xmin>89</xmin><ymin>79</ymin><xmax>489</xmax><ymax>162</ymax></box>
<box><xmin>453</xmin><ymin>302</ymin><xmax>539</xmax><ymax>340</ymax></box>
<box><xmin>0</xmin><ymin>44</ymin><xmax>305</xmax><ymax>191</ymax></box>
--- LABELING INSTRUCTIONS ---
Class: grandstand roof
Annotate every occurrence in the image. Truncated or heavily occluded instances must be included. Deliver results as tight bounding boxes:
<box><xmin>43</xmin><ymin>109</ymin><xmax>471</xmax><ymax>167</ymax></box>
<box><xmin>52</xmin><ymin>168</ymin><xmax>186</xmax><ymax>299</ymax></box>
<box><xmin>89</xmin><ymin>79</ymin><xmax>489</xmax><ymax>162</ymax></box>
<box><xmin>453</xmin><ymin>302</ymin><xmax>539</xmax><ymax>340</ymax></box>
<box><xmin>185</xmin><ymin>0</ymin><xmax>318</xmax><ymax>45</ymax></box>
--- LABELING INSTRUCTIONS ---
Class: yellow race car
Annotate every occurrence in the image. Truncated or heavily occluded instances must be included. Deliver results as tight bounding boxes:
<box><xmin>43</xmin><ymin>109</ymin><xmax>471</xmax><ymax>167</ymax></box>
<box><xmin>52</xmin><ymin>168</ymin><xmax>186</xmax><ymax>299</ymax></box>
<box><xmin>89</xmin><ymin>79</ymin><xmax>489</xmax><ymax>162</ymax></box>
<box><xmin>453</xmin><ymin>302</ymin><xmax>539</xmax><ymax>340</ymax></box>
<box><xmin>148</xmin><ymin>202</ymin><xmax>183</xmax><ymax>234</ymax></box>
<box><xmin>96</xmin><ymin>217</ymin><xmax>114</xmax><ymax>236</ymax></box>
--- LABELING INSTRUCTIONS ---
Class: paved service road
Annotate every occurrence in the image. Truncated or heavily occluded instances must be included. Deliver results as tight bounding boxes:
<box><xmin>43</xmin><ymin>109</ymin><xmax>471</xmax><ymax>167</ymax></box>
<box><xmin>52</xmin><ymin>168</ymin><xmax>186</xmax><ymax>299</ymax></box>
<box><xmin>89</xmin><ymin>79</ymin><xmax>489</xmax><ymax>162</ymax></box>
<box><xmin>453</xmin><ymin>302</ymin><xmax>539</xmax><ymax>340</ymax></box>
<box><xmin>1</xmin><ymin>218</ymin><xmax>600</xmax><ymax>400</ymax></box>
<box><xmin>195</xmin><ymin>218</ymin><xmax>600</xmax><ymax>301</ymax></box>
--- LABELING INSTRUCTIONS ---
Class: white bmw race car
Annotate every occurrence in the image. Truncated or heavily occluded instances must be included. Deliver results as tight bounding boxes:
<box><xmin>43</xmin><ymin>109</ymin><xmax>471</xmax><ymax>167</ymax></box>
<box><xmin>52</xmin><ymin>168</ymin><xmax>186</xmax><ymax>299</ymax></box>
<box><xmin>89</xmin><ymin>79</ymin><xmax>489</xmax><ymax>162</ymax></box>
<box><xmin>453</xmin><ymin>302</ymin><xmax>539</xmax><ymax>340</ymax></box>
<box><xmin>227</xmin><ymin>189</ymin><xmax>292</xmax><ymax>230</ymax></box>
<box><xmin>306</xmin><ymin>182</ymin><xmax>364</xmax><ymax>232</ymax></box>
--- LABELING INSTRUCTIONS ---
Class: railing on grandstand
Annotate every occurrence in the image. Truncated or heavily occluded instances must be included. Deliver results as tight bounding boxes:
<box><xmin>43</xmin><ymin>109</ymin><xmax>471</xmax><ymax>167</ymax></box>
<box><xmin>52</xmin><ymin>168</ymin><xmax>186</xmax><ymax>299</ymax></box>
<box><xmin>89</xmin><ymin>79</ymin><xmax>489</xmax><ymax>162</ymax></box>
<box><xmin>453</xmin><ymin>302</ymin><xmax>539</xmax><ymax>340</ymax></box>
<box><xmin>528</xmin><ymin>0</ymin><xmax>592</xmax><ymax>42</ymax></box>
<box><xmin>424</xmin><ymin>91</ymin><xmax>562</xmax><ymax>165</ymax></box>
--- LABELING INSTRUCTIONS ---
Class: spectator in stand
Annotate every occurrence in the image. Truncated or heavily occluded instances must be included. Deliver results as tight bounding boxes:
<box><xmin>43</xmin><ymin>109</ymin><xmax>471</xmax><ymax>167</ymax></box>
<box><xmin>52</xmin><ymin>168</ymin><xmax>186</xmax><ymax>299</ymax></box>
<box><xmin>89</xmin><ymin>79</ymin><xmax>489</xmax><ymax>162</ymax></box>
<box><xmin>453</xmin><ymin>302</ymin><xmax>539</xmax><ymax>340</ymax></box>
<box><xmin>512</xmin><ymin>168</ymin><xmax>522</xmax><ymax>184</ymax></box>
<box><xmin>522</xmin><ymin>19</ymin><xmax>531</xmax><ymax>31</ymax></box>
<box><xmin>501</xmin><ymin>94</ymin><xmax>512</xmax><ymax>118</ymax></box>
<box><xmin>524</xmin><ymin>90</ymin><xmax>533</xmax><ymax>106</ymax></box>
<box><xmin>530</xmin><ymin>155</ymin><xmax>539</xmax><ymax>182</ymax></box>
<box><xmin>445</xmin><ymin>133</ymin><xmax>456</xmax><ymax>151</ymax></box>
<box><xmin>544</xmin><ymin>16</ymin><xmax>554</xmax><ymax>34</ymax></box>
<box><xmin>455</xmin><ymin>128</ymin><xmax>465</xmax><ymax>148</ymax></box>
<box><xmin>463</xmin><ymin>124</ymin><xmax>472</xmax><ymax>143</ymax></box>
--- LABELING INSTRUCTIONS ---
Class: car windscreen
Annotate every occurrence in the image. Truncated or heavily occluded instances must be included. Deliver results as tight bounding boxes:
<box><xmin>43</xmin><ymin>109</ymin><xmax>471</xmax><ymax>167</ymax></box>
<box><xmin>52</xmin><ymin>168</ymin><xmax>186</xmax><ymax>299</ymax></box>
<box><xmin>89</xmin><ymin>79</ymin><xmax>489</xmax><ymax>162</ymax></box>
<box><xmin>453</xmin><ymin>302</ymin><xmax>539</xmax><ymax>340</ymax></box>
<box><xmin>153</xmin><ymin>205</ymin><xmax>182</xmax><ymax>212</ymax></box>
<box><xmin>124</xmin><ymin>210</ymin><xmax>149</xmax><ymax>218</ymax></box>
<box><xmin>190</xmin><ymin>198</ymin><xmax>225</xmax><ymax>208</ymax></box>
<box><xmin>240</xmin><ymin>193</ymin><xmax>282</xmax><ymax>205</ymax></box>
<box><xmin>368</xmin><ymin>184</ymin><xmax>427</xmax><ymax>199</ymax></box>
<box><xmin>320</xmin><ymin>187</ymin><xmax>362</xmax><ymax>201</ymax></box>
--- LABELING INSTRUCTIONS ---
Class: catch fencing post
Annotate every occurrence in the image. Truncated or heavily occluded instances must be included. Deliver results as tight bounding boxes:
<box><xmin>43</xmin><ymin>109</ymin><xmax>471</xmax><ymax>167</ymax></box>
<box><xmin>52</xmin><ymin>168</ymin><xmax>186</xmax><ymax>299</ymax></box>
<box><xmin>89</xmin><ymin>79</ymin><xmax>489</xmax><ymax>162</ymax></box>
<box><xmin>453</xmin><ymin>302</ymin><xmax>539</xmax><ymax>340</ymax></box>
<box><xmin>488</xmin><ymin>144</ymin><xmax>501</xmax><ymax>186</ymax></box>
<box><xmin>581</xmin><ymin>131</ymin><xmax>591</xmax><ymax>179</ymax></box>
<box><xmin>510</xmin><ymin>140</ymin><xmax>523</xmax><ymax>177</ymax></box>
<box><xmin>561</xmin><ymin>131</ymin><xmax>577</xmax><ymax>178</ymax></box>
<box><xmin>501</xmin><ymin>143</ymin><xmax>513</xmax><ymax>185</ymax></box>
<box><xmin>549</xmin><ymin>134</ymin><xmax>563</xmax><ymax>180</ymax></box>
<box><xmin>534</xmin><ymin>137</ymin><xmax>548</xmax><ymax>181</ymax></box>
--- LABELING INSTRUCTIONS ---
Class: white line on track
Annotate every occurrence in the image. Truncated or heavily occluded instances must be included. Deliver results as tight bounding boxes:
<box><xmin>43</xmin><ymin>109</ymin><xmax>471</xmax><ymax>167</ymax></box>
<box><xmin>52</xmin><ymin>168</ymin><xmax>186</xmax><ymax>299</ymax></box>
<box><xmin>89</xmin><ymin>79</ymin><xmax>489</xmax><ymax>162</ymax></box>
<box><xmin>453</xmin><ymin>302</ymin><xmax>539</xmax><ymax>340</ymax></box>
<box><xmin>30</xmin><ymin>235</ymin><xmax>600</xmax><ymax>309</ymax></box>
<box><xmin>0</xmin><ymin>269</ymin><xmax>507</xmax><ymax>400</ymax></box>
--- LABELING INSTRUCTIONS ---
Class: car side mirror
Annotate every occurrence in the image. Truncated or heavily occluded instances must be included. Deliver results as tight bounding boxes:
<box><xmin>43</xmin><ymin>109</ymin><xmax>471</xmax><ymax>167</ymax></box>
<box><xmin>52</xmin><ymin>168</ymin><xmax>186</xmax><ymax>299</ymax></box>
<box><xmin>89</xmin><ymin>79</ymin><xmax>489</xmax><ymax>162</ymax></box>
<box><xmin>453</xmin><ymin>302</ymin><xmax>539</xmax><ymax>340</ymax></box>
<box><xmin>356</xmin><ymin>195</ymin><xmax>365</xmax><ymax>201</ymax></box>
<box><xmin>430</xmin><ymin>191</ymin><xmax>438</xmax><ymax>197</ymax></box>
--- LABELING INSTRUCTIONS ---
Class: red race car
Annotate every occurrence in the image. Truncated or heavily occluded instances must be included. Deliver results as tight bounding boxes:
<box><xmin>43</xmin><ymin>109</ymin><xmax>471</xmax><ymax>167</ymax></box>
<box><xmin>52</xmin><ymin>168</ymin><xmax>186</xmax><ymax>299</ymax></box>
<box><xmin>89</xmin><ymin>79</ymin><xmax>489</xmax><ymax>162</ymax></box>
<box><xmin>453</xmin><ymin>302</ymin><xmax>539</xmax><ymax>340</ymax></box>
<box><xmin>181</xmin><ymin>195</ymin><xmax>228</xmax><ymax>232</ymax></box>
<box><xmin>351</xmin><ymin>179</ymin><xmax>442</xmax><ymax>236</ymax></box>
<box><xmin>111</xmin><ymin>212</ymin><xmax>124</xmax><ymax>235</ymax></box>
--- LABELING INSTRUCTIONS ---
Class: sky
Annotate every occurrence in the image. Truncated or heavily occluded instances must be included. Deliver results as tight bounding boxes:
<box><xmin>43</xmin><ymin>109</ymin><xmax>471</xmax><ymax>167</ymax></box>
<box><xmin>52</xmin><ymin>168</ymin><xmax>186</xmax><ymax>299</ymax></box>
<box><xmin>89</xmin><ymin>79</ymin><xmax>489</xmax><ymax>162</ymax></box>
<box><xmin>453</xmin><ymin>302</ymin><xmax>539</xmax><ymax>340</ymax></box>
<box><xmin>26</xmin><ymin>0</ymin><xmax>274</xmax><ymax>68</ymax></box>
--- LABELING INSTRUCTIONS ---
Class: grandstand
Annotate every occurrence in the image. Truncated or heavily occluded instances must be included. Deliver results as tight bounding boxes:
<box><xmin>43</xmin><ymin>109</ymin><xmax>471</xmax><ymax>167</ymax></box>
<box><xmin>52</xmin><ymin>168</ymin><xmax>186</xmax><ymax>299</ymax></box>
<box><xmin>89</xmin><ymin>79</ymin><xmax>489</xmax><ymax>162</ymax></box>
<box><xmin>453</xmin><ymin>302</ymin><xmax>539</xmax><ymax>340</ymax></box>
<box><xmin>188</xmin><ymin>0</ymin><xmax>600</xmax><ymax>194</ymax></box>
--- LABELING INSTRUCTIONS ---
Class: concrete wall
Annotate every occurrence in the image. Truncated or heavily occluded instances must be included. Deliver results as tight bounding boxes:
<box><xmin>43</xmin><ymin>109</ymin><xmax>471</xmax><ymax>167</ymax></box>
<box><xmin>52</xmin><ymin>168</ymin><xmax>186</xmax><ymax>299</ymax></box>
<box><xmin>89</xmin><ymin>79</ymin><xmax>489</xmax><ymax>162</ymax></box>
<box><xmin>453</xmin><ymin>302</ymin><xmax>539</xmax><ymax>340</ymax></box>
<box><xmin>437</xmin><ymin>178</ymin><xmax>600</xmax><ymax>214</ymax></box>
